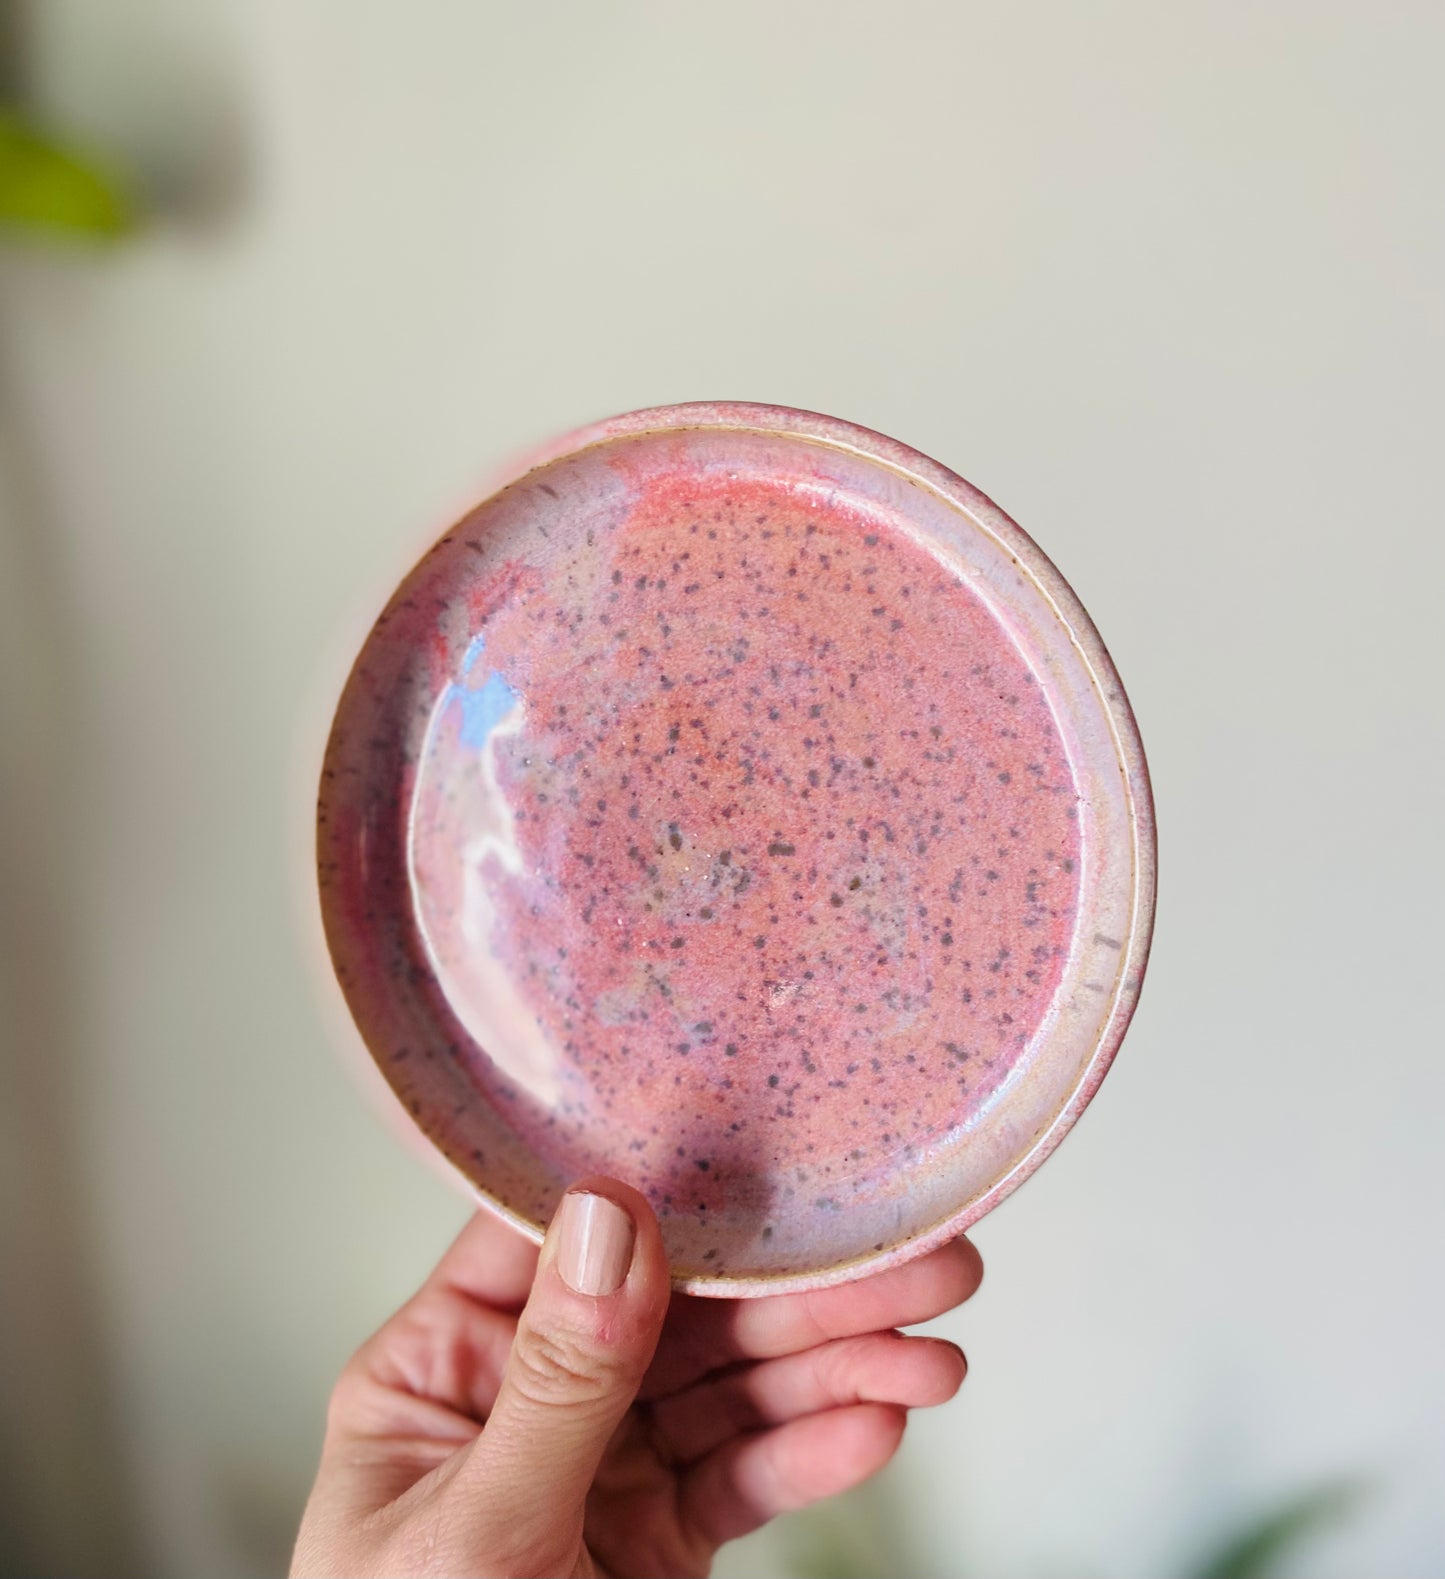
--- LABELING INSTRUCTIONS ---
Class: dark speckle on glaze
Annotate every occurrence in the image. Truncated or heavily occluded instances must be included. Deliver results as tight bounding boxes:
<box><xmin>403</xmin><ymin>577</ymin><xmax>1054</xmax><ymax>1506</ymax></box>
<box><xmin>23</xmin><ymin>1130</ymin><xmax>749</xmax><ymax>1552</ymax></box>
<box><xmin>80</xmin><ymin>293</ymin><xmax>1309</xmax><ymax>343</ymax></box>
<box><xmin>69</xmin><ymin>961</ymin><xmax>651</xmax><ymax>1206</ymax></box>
<box><xmin>408</xmin><ymin>467</ymin><xmax>1081</xmax><ymax>1225</ymax></box>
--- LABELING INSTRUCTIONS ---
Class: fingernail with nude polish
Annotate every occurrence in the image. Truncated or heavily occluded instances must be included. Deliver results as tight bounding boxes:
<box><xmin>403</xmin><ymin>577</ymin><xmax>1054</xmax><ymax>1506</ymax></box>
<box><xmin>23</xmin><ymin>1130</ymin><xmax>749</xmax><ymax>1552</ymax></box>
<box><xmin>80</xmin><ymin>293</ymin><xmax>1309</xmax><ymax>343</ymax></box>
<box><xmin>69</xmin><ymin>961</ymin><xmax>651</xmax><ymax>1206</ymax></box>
<box><xmin>556</xmin><ymin>1191</ymin><xmax>635</xmax><ymax>1296</ymax></box>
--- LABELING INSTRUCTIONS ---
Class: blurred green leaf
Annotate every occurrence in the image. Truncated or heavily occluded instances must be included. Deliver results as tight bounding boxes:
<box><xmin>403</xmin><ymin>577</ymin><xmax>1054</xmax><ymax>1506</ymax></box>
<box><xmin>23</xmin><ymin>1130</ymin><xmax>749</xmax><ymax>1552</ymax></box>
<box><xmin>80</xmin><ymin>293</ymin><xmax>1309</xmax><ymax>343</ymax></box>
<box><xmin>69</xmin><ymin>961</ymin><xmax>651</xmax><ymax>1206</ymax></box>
<box><xmin>0</xmin><ymin>109</ymin><xmax>135</xmax><ymax>239</ymax></box>
<box><xmin>1190</xmin><ymin>1479</ymin><xmax>1369</xmax><ymax>1579</ymax></box>
<box><xmin>780</xmin><ymin>1473</ymin><xmax>937</xmax><ymax>1579</ymax></box>
<box><xmin>780</xmin><ymin>1471</ymin><xmax>1369</xmax><ymax>1579</ymax></box>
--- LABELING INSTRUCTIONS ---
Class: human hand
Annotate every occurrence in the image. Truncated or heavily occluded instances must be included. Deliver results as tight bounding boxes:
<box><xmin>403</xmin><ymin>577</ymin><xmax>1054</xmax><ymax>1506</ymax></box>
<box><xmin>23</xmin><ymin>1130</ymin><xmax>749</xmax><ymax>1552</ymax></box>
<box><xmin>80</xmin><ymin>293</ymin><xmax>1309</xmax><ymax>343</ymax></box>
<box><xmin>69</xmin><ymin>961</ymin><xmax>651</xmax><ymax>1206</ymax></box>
<box><xmin>291</xmin><ymin>1180</ymin><xmax>982</xmax><ymax>1578</ymax></box>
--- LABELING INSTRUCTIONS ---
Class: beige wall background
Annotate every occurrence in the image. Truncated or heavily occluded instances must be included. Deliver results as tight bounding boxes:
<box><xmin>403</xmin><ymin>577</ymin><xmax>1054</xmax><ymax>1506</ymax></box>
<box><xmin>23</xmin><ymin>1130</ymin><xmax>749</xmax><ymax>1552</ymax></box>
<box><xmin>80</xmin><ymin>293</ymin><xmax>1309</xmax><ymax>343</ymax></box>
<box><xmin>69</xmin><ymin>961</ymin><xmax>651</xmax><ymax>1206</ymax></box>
<box><xmin>2</xmin><ymin>2</ymin><xmax>1442</xmax><ymax>1576</ymax></box>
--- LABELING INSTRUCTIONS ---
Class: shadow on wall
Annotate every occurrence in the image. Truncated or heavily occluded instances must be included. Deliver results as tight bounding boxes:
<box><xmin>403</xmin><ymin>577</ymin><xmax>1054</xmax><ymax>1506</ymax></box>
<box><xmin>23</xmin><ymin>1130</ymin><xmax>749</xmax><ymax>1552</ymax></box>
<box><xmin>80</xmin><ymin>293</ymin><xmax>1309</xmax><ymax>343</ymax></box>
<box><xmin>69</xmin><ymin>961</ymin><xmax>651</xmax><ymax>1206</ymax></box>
<box><xmin>0</xmin><ymin>285</ymin><xmax>148</xmax><ymax>1577</ymax></box>
<box><xmin>0</xmin><ymin>5</ymin><xmax>253</xmax><ymax>1574</ymax></box>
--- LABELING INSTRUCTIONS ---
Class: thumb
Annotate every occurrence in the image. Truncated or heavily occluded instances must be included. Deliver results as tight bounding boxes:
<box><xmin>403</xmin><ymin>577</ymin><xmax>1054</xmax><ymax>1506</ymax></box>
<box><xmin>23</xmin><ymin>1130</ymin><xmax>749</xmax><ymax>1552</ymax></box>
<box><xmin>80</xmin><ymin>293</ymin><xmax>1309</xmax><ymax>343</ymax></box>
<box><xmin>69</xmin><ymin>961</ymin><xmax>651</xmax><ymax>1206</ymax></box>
<box><xmin>459</xmin><ymin>1179</ymin><xmax>669</xmax><ymax>1552</ymax></box>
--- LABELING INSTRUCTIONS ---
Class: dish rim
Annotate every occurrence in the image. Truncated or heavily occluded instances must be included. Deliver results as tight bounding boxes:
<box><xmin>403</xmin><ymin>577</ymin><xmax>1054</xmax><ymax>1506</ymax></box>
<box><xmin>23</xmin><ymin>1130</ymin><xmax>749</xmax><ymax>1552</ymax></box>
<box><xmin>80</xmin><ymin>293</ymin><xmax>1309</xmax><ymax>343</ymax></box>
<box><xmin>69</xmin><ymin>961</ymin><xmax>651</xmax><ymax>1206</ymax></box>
<box><xmin>317</xmin><ymin>401</ymin><xmax>1157</xmax><ymax>1295</ymax></box>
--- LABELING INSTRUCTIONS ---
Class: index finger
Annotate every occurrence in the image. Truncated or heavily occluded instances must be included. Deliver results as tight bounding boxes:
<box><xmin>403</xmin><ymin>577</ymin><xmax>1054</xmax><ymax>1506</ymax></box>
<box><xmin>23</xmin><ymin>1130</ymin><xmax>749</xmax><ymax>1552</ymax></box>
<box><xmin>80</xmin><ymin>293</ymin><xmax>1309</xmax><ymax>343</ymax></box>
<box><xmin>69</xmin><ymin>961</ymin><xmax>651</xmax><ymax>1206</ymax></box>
<box><xmin>642</xmin><ymin>1235</ymin><xmax>983</xmax><ymax>1398</ymax></box>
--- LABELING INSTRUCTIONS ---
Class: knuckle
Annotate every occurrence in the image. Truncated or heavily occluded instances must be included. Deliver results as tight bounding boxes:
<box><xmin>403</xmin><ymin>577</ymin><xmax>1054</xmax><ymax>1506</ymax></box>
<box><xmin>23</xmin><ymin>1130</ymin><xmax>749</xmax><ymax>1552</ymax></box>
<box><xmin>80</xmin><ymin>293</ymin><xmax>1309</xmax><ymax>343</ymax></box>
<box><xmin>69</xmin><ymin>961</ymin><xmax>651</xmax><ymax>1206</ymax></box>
<box><xmin>794</xmin><ymin>1286</ymin><xmax>837</xmax><ymax>1350</ymax></box>
<box><xmin>510</xmin><ymin>1324</ymin><xmax>623</xmax><ymax>1409</ymax></box>
<box><xmin>816</xmin><ymin>1334</ymin><xmax>870</xmax><ymax>1401</ymax></box>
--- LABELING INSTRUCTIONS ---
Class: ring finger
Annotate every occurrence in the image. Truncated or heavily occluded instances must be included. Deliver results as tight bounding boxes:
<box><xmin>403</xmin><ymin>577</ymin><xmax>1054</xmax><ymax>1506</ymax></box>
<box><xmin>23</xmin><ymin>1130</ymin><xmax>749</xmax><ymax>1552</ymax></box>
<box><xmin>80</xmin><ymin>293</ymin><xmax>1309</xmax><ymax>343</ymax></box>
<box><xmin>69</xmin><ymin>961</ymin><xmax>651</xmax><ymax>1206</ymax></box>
<box><xmin>648</xmin><ymin>1330</ymin><xmax>966</xmax><ymax>1465</ymax></box>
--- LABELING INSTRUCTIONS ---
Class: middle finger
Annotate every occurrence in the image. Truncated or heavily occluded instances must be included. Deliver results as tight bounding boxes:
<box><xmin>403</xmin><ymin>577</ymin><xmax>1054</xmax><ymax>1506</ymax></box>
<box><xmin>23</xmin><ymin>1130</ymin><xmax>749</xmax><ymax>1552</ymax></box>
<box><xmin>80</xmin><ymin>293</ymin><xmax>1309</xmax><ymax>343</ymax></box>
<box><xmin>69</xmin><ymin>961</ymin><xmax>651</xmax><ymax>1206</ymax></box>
<box><xmin>648</xmin><ymin>1330</ymin><xmax>966</xmax><ymax>1463</ymax></box>
<box><xmin>642</xmin><ymin>1235</ymin><xmax>982</xmax><ymax>1398</ymax></box>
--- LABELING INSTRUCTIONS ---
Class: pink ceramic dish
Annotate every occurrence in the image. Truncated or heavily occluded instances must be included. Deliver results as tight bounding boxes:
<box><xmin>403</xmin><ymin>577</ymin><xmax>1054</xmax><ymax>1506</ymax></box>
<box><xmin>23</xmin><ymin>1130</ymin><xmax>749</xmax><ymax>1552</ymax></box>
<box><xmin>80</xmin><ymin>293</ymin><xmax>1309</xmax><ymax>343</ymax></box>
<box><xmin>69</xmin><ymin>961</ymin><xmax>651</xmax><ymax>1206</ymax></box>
<box><xmin>317</xmin><ymin>403</ymin><xmax>1155</xmax><ymax>1296</ymax></box>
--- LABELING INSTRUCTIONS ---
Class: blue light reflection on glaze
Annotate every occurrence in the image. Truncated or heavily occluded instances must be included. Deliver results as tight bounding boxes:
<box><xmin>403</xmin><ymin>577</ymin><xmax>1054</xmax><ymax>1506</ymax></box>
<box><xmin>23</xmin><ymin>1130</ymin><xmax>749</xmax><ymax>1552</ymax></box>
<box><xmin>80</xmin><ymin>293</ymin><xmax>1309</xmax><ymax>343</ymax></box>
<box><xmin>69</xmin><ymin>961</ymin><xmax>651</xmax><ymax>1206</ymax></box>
<box><xmin>449</xmin><ymin>632</ymin><xmax>519</xmax><ymax>749</ymax></box>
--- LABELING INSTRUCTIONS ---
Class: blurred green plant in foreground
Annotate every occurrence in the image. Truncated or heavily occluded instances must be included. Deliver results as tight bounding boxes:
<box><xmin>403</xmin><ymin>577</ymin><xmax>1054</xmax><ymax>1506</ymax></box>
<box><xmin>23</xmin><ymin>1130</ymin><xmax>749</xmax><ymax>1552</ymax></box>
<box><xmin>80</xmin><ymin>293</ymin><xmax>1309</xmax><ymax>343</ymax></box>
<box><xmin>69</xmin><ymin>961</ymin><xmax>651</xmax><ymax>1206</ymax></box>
<box><xmin>780</xmin><ymin>1470</ymin><xmax>1368</xmax><ymax>1579</ymax></box>
<box><xmin>1190</xmin><ymin>1478</ymin><xmax>1367</xmax><ymax>1579</ymax></box>
<box><xmin>0</xmin><ymin>109</ymin><xmax>135</xmax><ymax>239</ymax></box>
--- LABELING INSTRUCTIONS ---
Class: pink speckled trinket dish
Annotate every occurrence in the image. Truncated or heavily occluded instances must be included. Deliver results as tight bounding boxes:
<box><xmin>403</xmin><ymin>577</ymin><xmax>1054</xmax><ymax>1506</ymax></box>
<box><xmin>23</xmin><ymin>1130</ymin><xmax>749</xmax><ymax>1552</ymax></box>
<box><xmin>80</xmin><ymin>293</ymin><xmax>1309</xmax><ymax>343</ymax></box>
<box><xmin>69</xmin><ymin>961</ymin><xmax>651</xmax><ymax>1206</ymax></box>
<box><xmin>318</xmin><ymin>403</ymin><xmax>1154</xmax><ymax>1296</ymax></box>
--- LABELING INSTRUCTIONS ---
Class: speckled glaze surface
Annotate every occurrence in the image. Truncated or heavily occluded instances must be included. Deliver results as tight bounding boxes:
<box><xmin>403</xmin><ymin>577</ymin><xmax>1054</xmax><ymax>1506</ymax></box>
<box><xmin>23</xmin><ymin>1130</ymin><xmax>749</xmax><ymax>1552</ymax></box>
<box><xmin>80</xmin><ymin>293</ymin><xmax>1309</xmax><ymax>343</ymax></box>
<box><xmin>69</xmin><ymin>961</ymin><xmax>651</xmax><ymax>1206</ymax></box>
<box><xmin>318</xmin><ymin>404</ymin><xmax>1155</xmax><ymax>1295</ymax></box>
